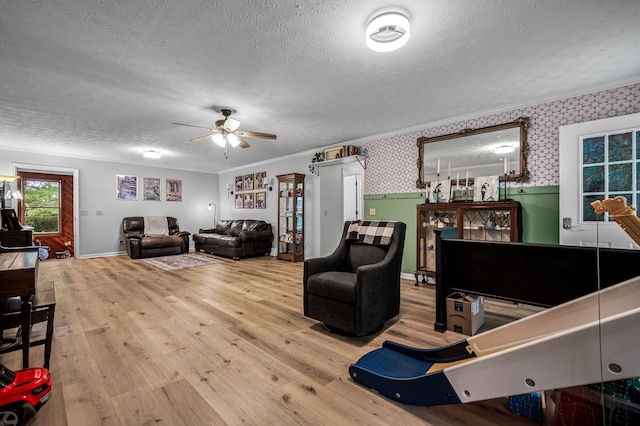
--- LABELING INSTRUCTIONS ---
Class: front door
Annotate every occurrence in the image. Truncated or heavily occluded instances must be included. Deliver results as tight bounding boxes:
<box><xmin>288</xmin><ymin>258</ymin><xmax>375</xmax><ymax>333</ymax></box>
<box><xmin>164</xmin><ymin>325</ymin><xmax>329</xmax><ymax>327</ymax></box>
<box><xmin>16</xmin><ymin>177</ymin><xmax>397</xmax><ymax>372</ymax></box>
<box><xmin>17</xmin><ymin>171</ymin><xmax>74</xmax><ymax>257</ymax></box>
<box><xmin>559</xmin><ymin>112</ymin><xmax>640</xmax><ymax>249</ymax></box>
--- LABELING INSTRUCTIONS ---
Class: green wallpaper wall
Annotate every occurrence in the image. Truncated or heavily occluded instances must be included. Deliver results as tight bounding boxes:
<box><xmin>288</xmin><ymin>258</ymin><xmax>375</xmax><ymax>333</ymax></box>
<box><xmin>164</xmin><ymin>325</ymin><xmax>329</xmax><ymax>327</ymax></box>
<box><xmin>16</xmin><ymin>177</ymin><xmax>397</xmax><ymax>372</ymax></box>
<box><xmin>364</xmin><ymin>186</ymin><xmax>559</xmax><ymax>274</ymax></box>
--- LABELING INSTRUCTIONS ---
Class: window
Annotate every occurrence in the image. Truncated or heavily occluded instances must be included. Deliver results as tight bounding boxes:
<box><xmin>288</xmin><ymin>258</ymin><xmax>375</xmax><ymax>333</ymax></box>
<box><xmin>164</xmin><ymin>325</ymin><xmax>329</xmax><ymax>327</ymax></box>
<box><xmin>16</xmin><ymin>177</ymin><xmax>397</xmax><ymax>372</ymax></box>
<box><xmin>581</xmin><ymin>129</ymin><xmax>640</xmax><ymax>222</ymax></box>
<box><xmin>23</xmin><ymin>179</ymin><xmax>61</xmax><ymax>233</ymax></box>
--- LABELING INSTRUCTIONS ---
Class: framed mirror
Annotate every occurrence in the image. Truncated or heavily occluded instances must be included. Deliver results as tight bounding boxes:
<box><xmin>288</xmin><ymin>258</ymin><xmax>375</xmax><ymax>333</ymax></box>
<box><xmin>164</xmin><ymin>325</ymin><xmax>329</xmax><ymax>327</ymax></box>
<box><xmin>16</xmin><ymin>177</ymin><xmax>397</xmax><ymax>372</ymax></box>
<box><xmin>417</xmin><ymin>117</ymin><xmax>530</xmax><ymax>188</ymax></box>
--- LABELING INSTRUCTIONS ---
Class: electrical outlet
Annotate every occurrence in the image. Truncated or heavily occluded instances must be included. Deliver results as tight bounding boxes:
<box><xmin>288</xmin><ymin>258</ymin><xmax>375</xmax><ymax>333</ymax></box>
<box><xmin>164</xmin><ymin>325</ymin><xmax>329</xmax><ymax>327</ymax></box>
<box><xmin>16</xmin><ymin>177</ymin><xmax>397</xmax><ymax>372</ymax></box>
<box><xmin>369</xmin><ymin>208</ymin><xmax>376</xmax><ymax>216</ymax></box>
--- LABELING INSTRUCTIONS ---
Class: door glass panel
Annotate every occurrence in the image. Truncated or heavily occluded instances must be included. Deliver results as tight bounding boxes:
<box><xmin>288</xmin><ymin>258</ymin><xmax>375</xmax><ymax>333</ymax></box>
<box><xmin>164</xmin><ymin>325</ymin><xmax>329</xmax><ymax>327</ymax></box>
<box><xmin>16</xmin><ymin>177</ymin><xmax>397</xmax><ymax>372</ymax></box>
<box><xmin>609</xmin><ymin>163</ymin><xmax>632</xmax><ymax>192</ymax></box>
<box><xmin>23</xmin><ymin>179</ymin><xmax>60</xmax><ymax>233</ymax></box>
<box><xmin>581</xmin><ymin>129</ymin><xmax>639</xmax><ymax>221</ymax></box>
<box><xmin>583</xmin><ymin>165</ymin><xmax>605</xmax><ymax>192</ymax></box>
<box><xmin>583</xmin><ymin>136</ymin><xmax>605</xmax><ymax>164</ymax></box>
<box><xmin>608</xmin><ymin>132</ymin><xmax>632</xmax><ymax>161</ymax></box>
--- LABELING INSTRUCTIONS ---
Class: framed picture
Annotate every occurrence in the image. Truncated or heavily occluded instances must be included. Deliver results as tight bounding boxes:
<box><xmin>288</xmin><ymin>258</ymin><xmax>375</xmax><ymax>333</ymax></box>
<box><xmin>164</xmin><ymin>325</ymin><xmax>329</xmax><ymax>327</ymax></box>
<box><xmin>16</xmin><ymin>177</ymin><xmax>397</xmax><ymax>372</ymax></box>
<box><xmin>116</xmin><ymin>175</ymin><xmax>137</xmax><ymax>200</ymax></box>
<box><xmin>429</xmin><ymin>180</ymin><xmax>451</xmax><ymax>203</ymax></box>
<box><xmin>473</xmin><ymin>176</ymin><xmax>499</xmax><ymax>202</ymax></box>
<box><xmin>255</xmin><ymin>191</ymin><xmax>266</xmax><ymax>209</ymax></box>
<box><xmin>243</xmin><ymin>173</ymin><xmax>254</xmax><ymax>191</ymax></box>
<box><xmin>235</xmin><ymin>193</ymin><xmax>244</xmax><ymax>209</ymax></box>
<box><xmin>323</xmin><ymin>146</ymin><xmax>345</xmax><ymax>161</ymax></box>
<box><xmin>166</xmin><ymin>178</ymin><xmax>182</xmax><ymax>202</ymax></box>
<box><xmin>235</xmin><ymin>175</ymin><xmax>244</xmax><ymax>192</ymax></box>
<box><xmin>255</xmin><ymin>171</ymin><xmax>267</xmax><ymax>189</ymax></box>
<box><xmin>142</xmin><ymin>177</ymin><xmax>161</xmax><ymax>201</ymax></box>
<box><xmin>243</xmin><ymin>192</ymin><xmax>254</xmax><ymax>209</ymax></box>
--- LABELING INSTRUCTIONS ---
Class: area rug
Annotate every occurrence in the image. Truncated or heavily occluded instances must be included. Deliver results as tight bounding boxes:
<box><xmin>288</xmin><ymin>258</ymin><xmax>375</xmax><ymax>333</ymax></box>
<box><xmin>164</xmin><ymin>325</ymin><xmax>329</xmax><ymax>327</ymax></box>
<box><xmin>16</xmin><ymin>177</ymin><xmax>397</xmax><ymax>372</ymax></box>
<box><xmin>139</xmin><ymin>253</ymin><xmax>223</xmax><ymax>271</ymax></box>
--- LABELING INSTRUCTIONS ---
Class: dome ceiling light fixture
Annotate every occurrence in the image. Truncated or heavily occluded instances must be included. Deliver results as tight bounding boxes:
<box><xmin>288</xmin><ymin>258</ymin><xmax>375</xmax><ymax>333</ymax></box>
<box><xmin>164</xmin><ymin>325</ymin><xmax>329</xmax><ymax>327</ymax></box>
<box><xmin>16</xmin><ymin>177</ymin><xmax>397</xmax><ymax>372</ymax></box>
<box><xmin>494</xmin><ymin>145</ymin><xmax>515</xmax><ymax>154</ymax></box>
<box><xmin>143</xmin><ymin>150</ymin><xmax>161</xmax><ymax>159</ymax></box>
<box><xmin>366</xmin><ymin>11</ymin><xmax>410</xmax><ymax>52</ymax></box>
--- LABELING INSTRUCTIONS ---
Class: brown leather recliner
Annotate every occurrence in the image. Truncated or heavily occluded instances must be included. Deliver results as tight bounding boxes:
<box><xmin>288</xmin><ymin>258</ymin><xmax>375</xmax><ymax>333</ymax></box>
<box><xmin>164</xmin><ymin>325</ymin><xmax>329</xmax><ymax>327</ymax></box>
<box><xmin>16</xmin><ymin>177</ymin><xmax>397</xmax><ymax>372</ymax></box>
<box><xmin>122</xmin><ymin>216</ymin><xmax>190</xmax><ymax>259</ymax></box>
<box><xmin>193</xmin><ymin>219</ymin><xmax>273</xmax><ymax>260</ymax></box>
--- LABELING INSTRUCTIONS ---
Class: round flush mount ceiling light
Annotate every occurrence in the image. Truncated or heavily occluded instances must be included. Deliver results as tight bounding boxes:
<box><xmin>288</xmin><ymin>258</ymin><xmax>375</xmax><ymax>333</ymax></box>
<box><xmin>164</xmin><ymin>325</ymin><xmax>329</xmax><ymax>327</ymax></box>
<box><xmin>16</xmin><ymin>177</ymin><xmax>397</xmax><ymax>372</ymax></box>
<box><xmin>143</xmin><ymin>150</ymin><xmax>161</xmax><ymax>159</ymax></box>
<box><xmin>366</xmin><ymin>11</ymin><xmax>410</xmax><ymax>52</ymax></box>
<box><xmin>494</xmin><ymin>145</ymin><xmax>515</xmax><ymax>154</ymax></box>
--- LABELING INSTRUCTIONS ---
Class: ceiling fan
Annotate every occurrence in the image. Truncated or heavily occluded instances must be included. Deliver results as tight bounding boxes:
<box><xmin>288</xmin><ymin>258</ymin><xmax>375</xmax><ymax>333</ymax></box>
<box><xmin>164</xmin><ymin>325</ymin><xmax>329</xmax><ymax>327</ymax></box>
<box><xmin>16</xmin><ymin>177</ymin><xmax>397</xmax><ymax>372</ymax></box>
<box><xmin>172</xmin><ymin>109</ymin><xmax>276</xmax><ymax>158</ymax></box>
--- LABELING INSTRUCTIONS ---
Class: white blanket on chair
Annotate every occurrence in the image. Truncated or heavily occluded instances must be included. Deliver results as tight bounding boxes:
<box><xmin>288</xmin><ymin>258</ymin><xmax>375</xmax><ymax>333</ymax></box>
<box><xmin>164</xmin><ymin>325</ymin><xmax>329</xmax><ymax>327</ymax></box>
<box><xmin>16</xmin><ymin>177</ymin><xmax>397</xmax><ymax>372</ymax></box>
<box><xmin>144</xmin><ymin>216</ymin><xmax>169</xmax><ymax>236</ymax></box>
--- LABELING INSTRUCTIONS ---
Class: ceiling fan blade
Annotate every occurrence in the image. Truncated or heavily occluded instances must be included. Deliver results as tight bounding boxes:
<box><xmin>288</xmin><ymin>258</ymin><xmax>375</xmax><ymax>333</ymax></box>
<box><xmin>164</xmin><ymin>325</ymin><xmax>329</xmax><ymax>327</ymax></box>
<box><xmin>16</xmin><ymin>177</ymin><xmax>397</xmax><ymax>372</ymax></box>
<box><xmin>237</xmin><ymin>136</ymin><xmax>250</xmax><ymax>149</ymax></box>
<box><xmin>190</xmin><ymin>134</ymin><xmax>213</xmax><ymax>143</ymax></box>
<box><xmin>235</xmin><ymin>130</ymin><xmax>277</xmax><ymax>140</ymax></box>
<box><xmin>172</xmin><ymin>122</ymin><xmax>215</xmax><ymax>131</ymax></box>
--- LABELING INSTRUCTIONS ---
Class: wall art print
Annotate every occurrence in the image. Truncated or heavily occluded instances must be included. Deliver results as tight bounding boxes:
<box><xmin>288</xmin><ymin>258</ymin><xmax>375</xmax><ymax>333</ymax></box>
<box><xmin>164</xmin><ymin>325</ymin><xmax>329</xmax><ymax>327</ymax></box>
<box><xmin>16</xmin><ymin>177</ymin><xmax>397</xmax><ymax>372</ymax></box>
<box><xmin>255</xmin><ymin>191</ymin><xmax>266</xmax><ymax>208</ymax></box>
<box><xmin>235</xmin><ymin>175</ymin><xmax>244</xmax><ymax>192</ymax></box>
<box><xmin>166</xmin><ymin>178</ymin><xmax>182</xmax><ymax>202</ymax></box>
<box><xmin>143</xmin><ymin>177</ymin><xmax>161</xmax><ymax>201</ymax></box>
<box><xmin>429</xmin><ymin>180</ymin><xmax>450</xmax><ymax>203</ymax></box>
<box><xmin>116</xmin><ymin>175</ymin><xmax>137</xmax><ymax>200</ymax></box>
<box><xmin>244</xmin><ymin>173</ymin><xmax>254</xmax><ymax>191</ymax></box>
<box><xmin>473</xmin><ymin>176</ymin><xmax>500</xmax><ymax>202</ymax></box>
<box><xmin>255</xmin><ymin>171</ymin><xmax>267</xmax><ymax>189</ymax></box>
<box><xmin>243</xmin><ymin>192</ymin><xmax>254</xmax><ymax>208</ymax></box>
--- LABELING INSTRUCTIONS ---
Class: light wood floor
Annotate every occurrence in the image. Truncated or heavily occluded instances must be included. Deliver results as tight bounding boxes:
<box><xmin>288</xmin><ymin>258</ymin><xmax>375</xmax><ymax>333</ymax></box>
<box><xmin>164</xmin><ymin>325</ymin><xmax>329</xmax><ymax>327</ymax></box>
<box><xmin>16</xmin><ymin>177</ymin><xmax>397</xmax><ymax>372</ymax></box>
<box><xmin>2</xmin><ymin>254</ymin><xmax>542</xmax><ymax>425</ymax></box>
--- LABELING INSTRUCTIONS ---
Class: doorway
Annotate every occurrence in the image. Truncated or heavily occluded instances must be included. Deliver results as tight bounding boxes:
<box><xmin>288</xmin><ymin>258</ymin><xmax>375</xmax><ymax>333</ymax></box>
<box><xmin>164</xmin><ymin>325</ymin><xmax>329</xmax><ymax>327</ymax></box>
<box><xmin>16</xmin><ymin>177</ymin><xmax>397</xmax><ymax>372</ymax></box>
<box><xmin>17</xmin><ymin>171</ymin><xmax>75</xmax><ymax>257</ymax></box>
<box><xmin>342</xmin><ymin>170</ymin><xmax>363</xmax><ymax>223</ymax></box>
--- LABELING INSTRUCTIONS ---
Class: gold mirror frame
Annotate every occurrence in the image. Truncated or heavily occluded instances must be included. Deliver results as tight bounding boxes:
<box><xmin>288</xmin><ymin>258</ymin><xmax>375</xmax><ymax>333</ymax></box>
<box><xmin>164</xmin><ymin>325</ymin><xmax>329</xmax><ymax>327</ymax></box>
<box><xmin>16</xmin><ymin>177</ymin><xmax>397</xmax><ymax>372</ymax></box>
<box><xmin>416</xmin><ymin>117</ymin><xmax>530</xmax><ymax>188</ymax></box>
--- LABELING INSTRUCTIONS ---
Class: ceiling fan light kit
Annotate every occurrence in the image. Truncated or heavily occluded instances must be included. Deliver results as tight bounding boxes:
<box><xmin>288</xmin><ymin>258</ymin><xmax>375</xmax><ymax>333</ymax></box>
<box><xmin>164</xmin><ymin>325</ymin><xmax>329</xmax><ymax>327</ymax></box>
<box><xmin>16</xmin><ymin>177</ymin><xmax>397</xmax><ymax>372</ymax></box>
<box><xmin>366</xmin><ymin>11</ymin><xmax>410</xmax><ymax>52</ymax></box>
<box><xmin>212</xmin><ymin>133</ymin><xmax>225</xmax><ymax>147</ymax></box>
<box><xmin>172</xmin><ymin>108</ymin><xmax>276</xmax><ymax>159</ymax></box>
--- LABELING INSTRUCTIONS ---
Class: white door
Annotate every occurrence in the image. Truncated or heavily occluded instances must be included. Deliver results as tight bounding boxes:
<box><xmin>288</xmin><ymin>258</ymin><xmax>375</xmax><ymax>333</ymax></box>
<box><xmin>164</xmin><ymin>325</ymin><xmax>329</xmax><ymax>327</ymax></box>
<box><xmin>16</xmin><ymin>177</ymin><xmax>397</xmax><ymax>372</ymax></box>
<box><xmin>342</xmin><ymin>171</ymin><xmax>362</xmax><ymax>222</ymax></box>
<box><xmin>559</xmin><ymin>112</ymin><xmax>640</xmax><ymax>249</ymax></box>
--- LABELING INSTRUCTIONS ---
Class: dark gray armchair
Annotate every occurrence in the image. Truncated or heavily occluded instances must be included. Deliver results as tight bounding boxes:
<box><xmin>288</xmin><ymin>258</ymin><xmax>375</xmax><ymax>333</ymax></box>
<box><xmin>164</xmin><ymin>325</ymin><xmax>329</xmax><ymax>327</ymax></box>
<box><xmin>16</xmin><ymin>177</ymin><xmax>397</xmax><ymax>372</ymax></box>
<box><xmin>303</xmin><ymin>220</ymin><xmax>406</xmax><ymax>336</ymax></box>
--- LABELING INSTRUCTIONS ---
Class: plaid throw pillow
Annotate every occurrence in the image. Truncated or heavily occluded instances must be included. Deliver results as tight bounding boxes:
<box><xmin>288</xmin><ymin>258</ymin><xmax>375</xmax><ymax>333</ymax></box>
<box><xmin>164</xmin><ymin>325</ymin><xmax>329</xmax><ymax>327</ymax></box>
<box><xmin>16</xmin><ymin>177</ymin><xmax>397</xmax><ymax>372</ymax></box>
<box><xmin>346</xmin><ymin>220</ymin><xmax>395</xmax><ymax>245</ymax></box>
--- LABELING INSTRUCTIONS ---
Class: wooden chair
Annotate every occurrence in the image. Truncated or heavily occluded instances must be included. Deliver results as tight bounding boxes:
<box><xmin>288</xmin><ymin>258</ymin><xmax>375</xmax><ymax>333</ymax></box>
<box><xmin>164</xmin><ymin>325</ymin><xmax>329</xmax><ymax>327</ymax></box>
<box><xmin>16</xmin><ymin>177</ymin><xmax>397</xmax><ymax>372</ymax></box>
<box><xmin>0</xmin><ymin>279</ymin><xmax>56</xmax><ymax>369</ymax></box>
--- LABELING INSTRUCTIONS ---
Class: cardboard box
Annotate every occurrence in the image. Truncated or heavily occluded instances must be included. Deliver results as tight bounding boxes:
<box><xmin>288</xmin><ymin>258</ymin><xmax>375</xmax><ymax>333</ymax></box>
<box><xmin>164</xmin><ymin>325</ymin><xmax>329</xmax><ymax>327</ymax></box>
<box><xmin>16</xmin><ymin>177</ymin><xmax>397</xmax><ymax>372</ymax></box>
<box><xmin>446</xmin><ymin>292</ymin><xmax>484</xmax><ymax>335</ymax></box>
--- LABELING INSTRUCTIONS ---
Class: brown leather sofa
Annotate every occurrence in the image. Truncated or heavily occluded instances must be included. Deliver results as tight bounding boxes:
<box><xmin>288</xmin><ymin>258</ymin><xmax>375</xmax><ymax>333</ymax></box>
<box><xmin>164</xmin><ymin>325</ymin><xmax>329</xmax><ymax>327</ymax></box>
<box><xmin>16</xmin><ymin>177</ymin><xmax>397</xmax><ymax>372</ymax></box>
<box><xmin>122</xmin><ymin>216</ymin><xmax>190</xmax><ymax>259</ymax></box>
<box><xmin>193</xmin><ymin>219</ymin><xmax>273</xmax><ymax>260</ymax></box>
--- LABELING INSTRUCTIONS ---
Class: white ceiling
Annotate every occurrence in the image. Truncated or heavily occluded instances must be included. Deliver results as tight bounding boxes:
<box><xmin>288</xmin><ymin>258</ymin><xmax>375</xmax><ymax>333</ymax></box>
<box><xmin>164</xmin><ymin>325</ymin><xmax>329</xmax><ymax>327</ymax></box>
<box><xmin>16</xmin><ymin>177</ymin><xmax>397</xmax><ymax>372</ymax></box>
<box><xmin>1</xmin><ymin>0</ymin><xmax>639</xmax><ymax>174</ymax></box>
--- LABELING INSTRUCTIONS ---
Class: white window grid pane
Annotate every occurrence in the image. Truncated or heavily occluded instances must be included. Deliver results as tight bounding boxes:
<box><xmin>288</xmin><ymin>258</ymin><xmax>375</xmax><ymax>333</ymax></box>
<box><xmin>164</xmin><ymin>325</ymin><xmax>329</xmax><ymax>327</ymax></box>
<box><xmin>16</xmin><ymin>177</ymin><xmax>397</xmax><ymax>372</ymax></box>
<box><xmin>580</xmin><ymin>128</ymin><xmax>639</xmax><ymax>222</ymax></box>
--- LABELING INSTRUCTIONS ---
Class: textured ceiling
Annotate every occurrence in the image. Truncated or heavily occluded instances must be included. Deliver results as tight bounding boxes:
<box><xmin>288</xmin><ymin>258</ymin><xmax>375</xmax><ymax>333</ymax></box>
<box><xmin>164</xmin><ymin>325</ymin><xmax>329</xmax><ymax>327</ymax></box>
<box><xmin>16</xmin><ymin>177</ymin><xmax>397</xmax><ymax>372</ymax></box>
<box><xmin>1</xmin><ymin>0</ymin><xmax>639</xmax><ymax>173</ymax></box>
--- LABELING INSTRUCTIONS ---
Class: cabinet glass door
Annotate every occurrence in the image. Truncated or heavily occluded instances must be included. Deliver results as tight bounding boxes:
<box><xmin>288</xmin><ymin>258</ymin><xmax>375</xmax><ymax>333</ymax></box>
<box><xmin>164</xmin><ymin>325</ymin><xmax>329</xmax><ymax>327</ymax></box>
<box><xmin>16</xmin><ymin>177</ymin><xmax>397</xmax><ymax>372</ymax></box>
<box><xmin>462</xmin><ymin>209</ymin><xmax>512</xmax><ymax>242</ymax></box>
<box><xmin>279</xmin><ymin>181</ymin><xmax>294</xmax><ymax>254</ymax></box>
<box><xmin>277</xmin><ymin>173</ymin><xmax>305</xmax><ymax>262</ymax></box>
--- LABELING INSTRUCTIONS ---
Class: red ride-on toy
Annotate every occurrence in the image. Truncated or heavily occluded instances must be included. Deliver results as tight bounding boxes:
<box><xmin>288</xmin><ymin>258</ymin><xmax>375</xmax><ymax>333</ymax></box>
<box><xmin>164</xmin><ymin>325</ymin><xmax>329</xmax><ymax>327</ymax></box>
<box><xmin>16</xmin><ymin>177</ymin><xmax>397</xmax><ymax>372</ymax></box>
<box><xmin>0</xmin><ymin>364</ymin><xmax>51</xmax><ymax>425</ymax></box>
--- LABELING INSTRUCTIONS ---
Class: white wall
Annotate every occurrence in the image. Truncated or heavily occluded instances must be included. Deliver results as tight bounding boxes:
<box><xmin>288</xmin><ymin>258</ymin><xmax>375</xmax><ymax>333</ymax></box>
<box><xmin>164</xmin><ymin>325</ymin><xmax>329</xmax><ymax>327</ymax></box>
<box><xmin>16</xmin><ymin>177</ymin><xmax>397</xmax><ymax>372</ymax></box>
<box><xmin>0</xmin><ymin>149</ymin><xmax>218</xmax><ymax>258</ymax></box>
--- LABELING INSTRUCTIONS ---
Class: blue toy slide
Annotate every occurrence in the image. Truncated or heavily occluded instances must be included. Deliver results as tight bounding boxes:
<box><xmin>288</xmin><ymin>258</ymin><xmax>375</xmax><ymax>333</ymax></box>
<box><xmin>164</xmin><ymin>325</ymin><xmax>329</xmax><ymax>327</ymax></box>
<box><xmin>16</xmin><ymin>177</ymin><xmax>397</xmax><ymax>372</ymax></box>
<box><xmin>349</xmin><ymin>276</ymin><xmax>640</xmax><ymax>406</ymax></box>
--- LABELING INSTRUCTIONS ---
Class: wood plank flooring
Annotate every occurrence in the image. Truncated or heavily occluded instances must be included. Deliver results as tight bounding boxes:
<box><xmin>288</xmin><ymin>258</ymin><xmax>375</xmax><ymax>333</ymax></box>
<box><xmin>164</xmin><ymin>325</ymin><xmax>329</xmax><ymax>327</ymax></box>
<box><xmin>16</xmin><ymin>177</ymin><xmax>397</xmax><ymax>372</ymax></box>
<box><xmin>2</xmin><ymin>254</ymin><xmax>542</xmax><ymax>425</ymax></box>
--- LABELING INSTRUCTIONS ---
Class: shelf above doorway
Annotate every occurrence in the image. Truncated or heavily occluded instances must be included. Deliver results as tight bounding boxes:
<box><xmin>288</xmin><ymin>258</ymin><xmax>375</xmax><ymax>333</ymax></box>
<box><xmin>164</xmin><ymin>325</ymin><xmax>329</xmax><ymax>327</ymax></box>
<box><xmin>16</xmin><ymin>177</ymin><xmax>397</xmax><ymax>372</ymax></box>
<box><xmin>308</xmin><ymin>155</ymin><xmax>366</xmax><ymax>176</ymax></box>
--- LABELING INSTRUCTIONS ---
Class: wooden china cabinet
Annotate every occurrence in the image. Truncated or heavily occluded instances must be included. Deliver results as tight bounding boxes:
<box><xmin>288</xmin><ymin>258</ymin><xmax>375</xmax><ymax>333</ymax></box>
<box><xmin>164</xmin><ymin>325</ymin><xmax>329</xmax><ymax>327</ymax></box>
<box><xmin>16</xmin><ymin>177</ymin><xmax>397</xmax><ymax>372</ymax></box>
<box><xmin>415</xmin><ymin>201</ymin><xmax>522</xmax><ymax>285</ymax></box>
<box><xmin>277</xmin><ymin>173</ymin><xmax>305</xmax><ymax>262</ymax></box>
